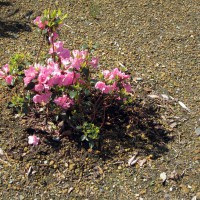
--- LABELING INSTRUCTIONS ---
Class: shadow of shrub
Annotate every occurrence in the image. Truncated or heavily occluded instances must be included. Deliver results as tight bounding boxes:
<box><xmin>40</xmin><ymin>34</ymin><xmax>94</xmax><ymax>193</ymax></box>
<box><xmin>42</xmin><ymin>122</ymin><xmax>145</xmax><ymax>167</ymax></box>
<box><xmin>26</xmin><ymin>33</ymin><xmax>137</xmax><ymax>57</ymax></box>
<box><xmin>0</xmin><ymin>20</ymin><xmax>32</xmax><ymax>38</ymax></box>
<box><xmin>97</xmin><ymin>98</ymin><xmax>172</xmax><ymax>159</ymax></box>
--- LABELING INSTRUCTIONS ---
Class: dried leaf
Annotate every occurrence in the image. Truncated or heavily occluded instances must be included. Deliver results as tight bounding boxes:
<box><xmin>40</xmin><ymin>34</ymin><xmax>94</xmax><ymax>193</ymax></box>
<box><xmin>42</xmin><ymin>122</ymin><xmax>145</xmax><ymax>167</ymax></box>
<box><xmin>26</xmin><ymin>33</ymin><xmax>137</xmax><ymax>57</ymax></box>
<box><xmin>118</xmin><ymin>62</ymin><xmax>125</xmax><ymax>68</ymax></box>
<box><xmin>170</xmin><ymin>122</ymin><xmax>177</xmax><ymax>128</ymax></box>
<box><xmin>147</xmin><ymin>94</ymin><xmax>160</xmax><ymax>99</ymax></box>
<box><xmin>191</xmin><ymin>196</ymin><xmax>197</xmax><ymax>200</ymax></box>
<box><xmin>0</xmin><ymin>148</ymin><xmax>4</xmax><ymax>156</ymax></box>
<box><xmin>160</xmin><ymin>172</ymin><xmax>167</xmax><ymax>183</ymax></box>
<box><xmin>68</xmin><ymin>187</ymin><xmax>74</xmax><ymax>194</ymax></box>
<box><xmin>161</xmin><ymin>94</ymin><xmax>169</xmax><ymax>100</ymax></box>
<box><xmin>143</xmin><ymin>87</ymin><xmax>152</xmax><ymax>93</ymax></box>
<box><xmin>27</xmin><ymin>166</ymin><xmax>33</xmax><ymax>177</ymax></box>
<box><xmin>138</xmin><ymin>158</ymin><xmax>147</xmax><ymax>167</ymax></box>
<box><xmin>178</xmin><ymin>101</ymin><xmax>191</xmax><ymax>112</ymax></box>
<box><xmin>128</xmin><ymin>152</ymin><xmax>138</xmax><ymax>166</ymax></box>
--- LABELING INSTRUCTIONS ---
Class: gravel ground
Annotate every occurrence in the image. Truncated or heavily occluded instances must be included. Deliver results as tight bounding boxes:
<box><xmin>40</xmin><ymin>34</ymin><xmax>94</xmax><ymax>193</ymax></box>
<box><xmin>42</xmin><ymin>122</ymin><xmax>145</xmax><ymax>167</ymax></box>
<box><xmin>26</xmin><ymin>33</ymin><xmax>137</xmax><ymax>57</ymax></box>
<box><xmin>0</xmin><ymin>0</ymin><xmax>199</xmax><ymax>199</ymax></box>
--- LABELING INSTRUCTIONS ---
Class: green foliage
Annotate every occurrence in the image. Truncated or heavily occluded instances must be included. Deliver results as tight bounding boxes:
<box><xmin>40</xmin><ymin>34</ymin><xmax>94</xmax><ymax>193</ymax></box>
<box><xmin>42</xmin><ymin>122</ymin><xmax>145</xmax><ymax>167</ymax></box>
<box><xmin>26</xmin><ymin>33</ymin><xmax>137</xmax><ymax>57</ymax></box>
<box><xmin>42</xmin><ymin>9</ymin><xmax>67</xmax><ymax>32</ymax></box>
<box><xmin>81</xmin><ymin>41</ymin><xmax>99</xmax><ymax>53</ymax></box>
<box><xmin>9</xmin><ymin>53</ymin><xmax>26</xmax><ymax>75</ymax></box>
<box><xmin>8</xmin><ymin>94</ymin><xmax>30</xmax><ymax>114</ymax></box>
<box><xmin>80</xmin><ymin>122</ymin><xmax>100</xmax><ymax>148</ymax></box>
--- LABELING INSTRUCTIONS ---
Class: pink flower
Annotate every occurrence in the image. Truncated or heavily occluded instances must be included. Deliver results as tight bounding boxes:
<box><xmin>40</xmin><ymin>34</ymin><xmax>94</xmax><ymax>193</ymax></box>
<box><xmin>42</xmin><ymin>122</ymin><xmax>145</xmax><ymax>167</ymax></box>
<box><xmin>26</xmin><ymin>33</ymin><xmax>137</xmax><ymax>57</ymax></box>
<box><xmin>104</xmin><ymin>85</ymin><xmax>114</xmax><ymax>94</ymax></box>
<box><xmin>59</xmin><ymin>48</ymin><xmax>71</xmax><ymax>59</ymax></box>
<box><xmin>95</xmin><ymin>81</ymin><xmax>106</xmax><ymax>91</ymax></box>
<box><xmin>2</xmin><ymin>64</ymin><xmax>9</xmax><ymax>73</ymax></box>
<box><xmin>104</xmin><ymin>68</ymin><xmax>130</xmax><ymax>81</ymax></box>
<box><xmin>90</xmin><ymin>57</ymin><xmax>98</xmax><ymax>68</ymax></box>
<box><xmin>38</xmin><ymin>72</ymin><xmax>49</xmax><ymax>84</ymax></box>
<box><xmin>80</xmin><ymin>50</ymin><xmax>88</xmax><ymax>59</ymax></box>
<box><xmin>95</xmin><ymin>81</ymin><xmax>116</xmax><ymax>94</ymax></box>
<box><xmin>49</xmin><ymin>41</ymin><xmax>70</xmax><ymax>59</ymax></box>
<box><xmin>61</xmin><ymin>58</ymin><xmax>71</xmax><ymax>66</ymax></box>
<box><xmin>108</xmin><ymin>68</ymin><xmax>120</xmax><ymax>80</ymax></box>
<box><xmin>34</xmin><ymin>16</ymin><xmax>48</xmax><ymax>30</ymax></box>
<box><xmin>39</xmin><ymin>66</ymin><xmax>52</xmax><ymax>76</ymax></box>
<box><xmin>72</xmin><ymin>50</ymin><xmax>88</xmax><ymax>59</ymax></box>
<box><xmin>28</xmin><ymin>135</ymin><xmax>40</xmax><ymax>146</ymax></box>
<box><xmin>34</xmin><ymin>83</ymin><xmax>44</xmax><ymax>92</ymax></box>
<box><xmin>47</xmin><ymin>60</ymin><xmax>61</xmax><ymax>73</ymax></box>
<box><xmin>47</xmin><ymin>75</ymin><xmax>61</xmax><ymax>87</ymax></box>
<box><xmin>61</xmin><ymin>72</ymin><xmax>74</xmax><ymax>86</ymax></box>
<box><xmin>24</xmin><ymin>66</ymin><xmax>38</xmax><ymax>78</ymax></box>
<box><xmin>5</xmin><ymin>75</ymin><xmax>14</xmax><ymax>85</ymax></box>
<box><xmin>103</xmin><ymin>70</ymin><xmax>111</xmax><ymax>79</ymax></box>
<box><xmin>24</xmin><ymin>76</ymin><xmax>33</xmax><ymax>86</ymax></box>
<box><xmin>54</xmin><ymin>95</ymin><xmax>74</xmax><ymax>109</ymax></box>
<box><xmin>70</xmin><ymin>57</ymin><xmax>83</xmax><ymax>70</ymax></box>
<box><xmin>0</xmin><ymin>64</ymin><xmax>10</xmax><ymax>79</ymax></box>
<box><xmin>33</xmin><ymin>92</ymin><xmax>51</xmax><ymax>104</ymax></box>
<box><xmin>123</xmin><ymin>83</ymin><xmax>132</xmax><ymax>92</ymax></box>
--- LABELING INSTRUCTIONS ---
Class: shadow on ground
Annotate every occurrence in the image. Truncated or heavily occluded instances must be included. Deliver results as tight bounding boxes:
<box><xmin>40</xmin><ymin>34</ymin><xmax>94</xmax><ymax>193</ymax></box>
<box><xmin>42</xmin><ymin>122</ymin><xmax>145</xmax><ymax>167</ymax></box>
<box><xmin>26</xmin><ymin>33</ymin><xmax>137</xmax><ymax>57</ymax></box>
<box><xmin>98</xmin><ymin>99</ymin><xmax>172</xmax><ymax>159</ymax></box>
<box><xmin>22</xmin><ymin>98</ymin><xmax>172</xmax><ymax>161</ymax></box>
<box><xmin>0</xmin><ymin>1</ymin><xmax>32</xmax><ymax>38</ymax></box>
<box><xmin>0</xmin><ymin>20</ymin><xmax>32</xmax><ymax>38</ymax></box>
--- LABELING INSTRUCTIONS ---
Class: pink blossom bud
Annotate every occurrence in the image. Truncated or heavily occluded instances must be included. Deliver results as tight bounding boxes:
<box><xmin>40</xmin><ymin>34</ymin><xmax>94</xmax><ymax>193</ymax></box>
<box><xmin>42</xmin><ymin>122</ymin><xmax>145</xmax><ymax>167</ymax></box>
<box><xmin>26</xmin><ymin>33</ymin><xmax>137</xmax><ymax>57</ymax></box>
<box><xmin>28</xmin><ymin>135</ymin><xmax>40</xmax><ymax>146</ymax></box>
<box><xmin>90</xmin><ymin>57</ymin><xmax>98</xmax><ymax>68</ymax></box>
<box><xmin>2</xmin><ymin>64</ymin><xmax>9</xmax><ymax>73</ymax></box>
<box><xmin>33</xmin><ymin>16</ymin><xmax>48</xmax><ymax>30</ymax></box>
<box><xmin>5</xmin><ymin>75</ymin><xmax>13</xmax><ymax>85</ymax></box>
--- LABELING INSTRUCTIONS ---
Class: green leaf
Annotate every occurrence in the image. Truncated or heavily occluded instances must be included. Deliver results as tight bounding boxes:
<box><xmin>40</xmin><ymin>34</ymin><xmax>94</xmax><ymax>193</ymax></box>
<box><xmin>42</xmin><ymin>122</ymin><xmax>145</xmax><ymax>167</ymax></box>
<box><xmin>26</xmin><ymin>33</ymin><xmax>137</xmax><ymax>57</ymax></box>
<box><xmin>61</xmin><ymin>13</ymin><xmax>68</xmax><ymax>20</ymax></box>
<box><xmin>81</xmin><ymin>43</ymin><xmax>88</xmax><ymax>50</ymax></box>
<box><xmin>84</xmin><ymin>89</ymin><xmax>90</xmax><ymax>96</ymax></box>
<box><xmin>80</xmin><ymin>135</ymin><xmax>87</xmax><ymax>141</ymax></box>
<box><xmin>51</xmin><ymin>10</ymin><xmax>57</xmax><ymax>19</ymax></box>
<box><xmin>55</xmin><ymin>115</ymin><xmax>59</xmax><ymax>121</ymax></box>
<box><xmin>69</xmin><ymin>90</ymin><xmax>77</xmax><ymax>99</ymax></box>
<box><xmin>76</xmin><ymin>125</ymin><xmax>82</xmax><ymax>130</ymax></box>
<box><xmin>92</xmin><ymin>43</ymin><xmax>99</xmax><ymax>50</ymax></box>
<box><xmin>57</xmin><ymin>9</ymin><xmax>62</xmax><ymax>16</ymax></box>
<box><xmin>42</xmin><ymin>29</ymin><xmax>48</xmax><ymax>34</ymax></box>
<box><xmin>89</xmin><ymin>141</ymin><xmax>94</xmax><ymax>149</ymax></box>
<box><xmin>8</xmin><ymin>102</ymin><xmax>14</xmax><ymax>108</ymax></box>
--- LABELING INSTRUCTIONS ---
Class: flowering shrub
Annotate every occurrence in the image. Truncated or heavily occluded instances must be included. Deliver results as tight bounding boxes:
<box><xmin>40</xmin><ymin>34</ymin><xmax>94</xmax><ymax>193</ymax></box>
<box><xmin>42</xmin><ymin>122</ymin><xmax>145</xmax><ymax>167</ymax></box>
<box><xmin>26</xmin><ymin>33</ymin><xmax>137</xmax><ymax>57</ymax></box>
<box><xmin>0</xmin><ymin>9</ymin><xmax>132</xmax><ymax>148</ymax></box>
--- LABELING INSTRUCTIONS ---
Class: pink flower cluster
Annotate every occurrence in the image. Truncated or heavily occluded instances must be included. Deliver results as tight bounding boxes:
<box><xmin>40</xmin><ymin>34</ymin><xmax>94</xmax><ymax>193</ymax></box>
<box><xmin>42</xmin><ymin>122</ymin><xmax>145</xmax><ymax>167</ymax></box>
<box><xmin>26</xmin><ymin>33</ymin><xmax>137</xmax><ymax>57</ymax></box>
<box><xmin>49</xmin><ymin>41</ymin><xmax>98</xmax><ymax>70</ymax></box>
<box><xmin>95</xmin><ymin>68</ymin><xmax>131</xmax><ymax>94</ymax></box>
<box><xmin>33</xmin><ymin>16</ymin><xmax>48</xmax><ymax>30</ymax></box>
<box><xmin>23</xmin><ymin>62</ymin><xmax>74</xmax><ymax>107</ymax></box>
<box><xmin>103</xmin><ymin>68</ymin><xmax>130</xmax><ymax>80</ymax></box>
<box><xmin>54</xmin><ymin>95</ymin><xmax>74</xmax><ymax>109</ymax></box>
<box><xmin>95</xmin><ymin>81</ymin><xmax>116</xmax><ymax>94</ymax></box>
<box><xmin>23</xmin><ymin>42</ymin><xmax>99</xmax><ymax>109</ymax></box>
<box><xmin>0</xmin><ymin>64</ymin><xmax>14</xmax><ymax>85</ymax></box>
<box><xmin>49</xmin><ymin>41</ymin><xmax>70</xmax><ymax>59</ymax></box>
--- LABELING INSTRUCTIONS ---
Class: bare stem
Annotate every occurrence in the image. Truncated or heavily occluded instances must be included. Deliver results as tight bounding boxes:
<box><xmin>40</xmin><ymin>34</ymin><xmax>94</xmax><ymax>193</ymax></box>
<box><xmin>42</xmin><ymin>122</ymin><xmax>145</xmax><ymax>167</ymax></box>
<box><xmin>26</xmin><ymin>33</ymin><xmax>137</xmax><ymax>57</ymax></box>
<box><xmin>100</xmin><ymin>104</ymin><xmax>106</xmax><ymax>129</ymax></box>
<box><xmin>36</xmin><ymin>35</ymin><xmax>45</xmax><ymax>63</ymax></box>
<box><xmin>92</xmin><ymin>93</ymin><xmax>103</xmax><ymax>122</ymax></box>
